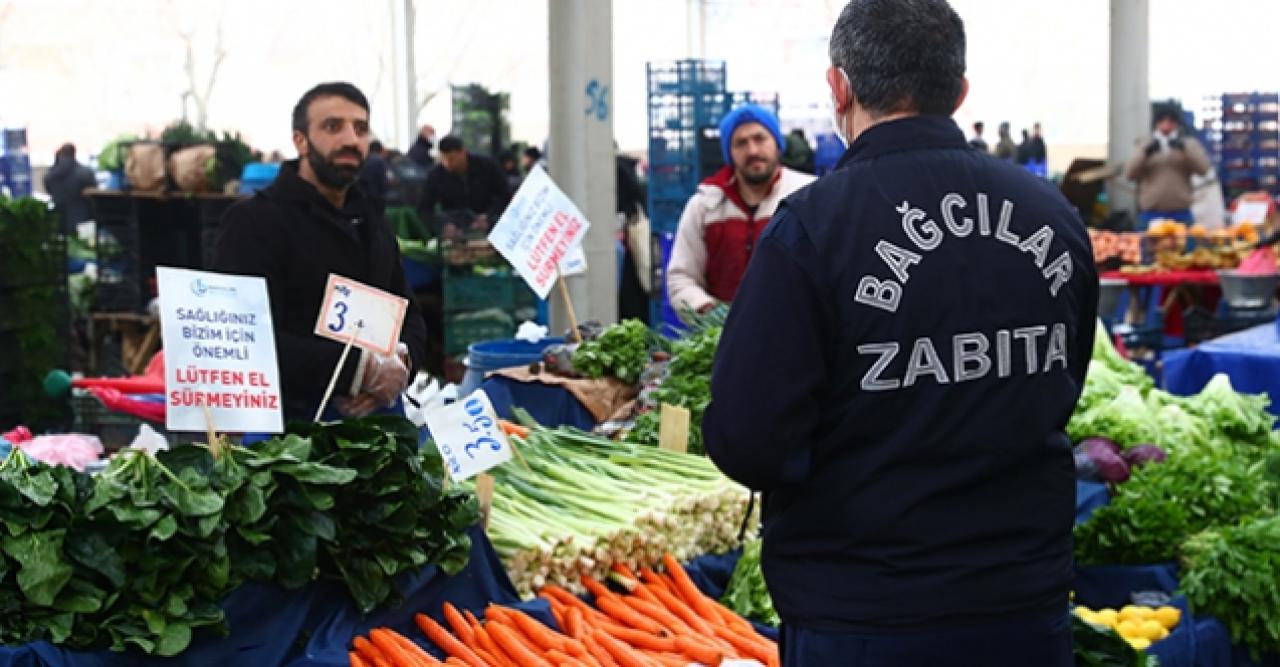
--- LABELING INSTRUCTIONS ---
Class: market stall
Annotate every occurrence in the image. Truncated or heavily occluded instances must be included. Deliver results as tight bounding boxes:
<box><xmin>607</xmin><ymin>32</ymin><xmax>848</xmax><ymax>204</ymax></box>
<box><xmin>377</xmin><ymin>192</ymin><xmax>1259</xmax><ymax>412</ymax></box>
<box><xmin>1164</xmin><ymin>323</ymin><xmax>1280</xmax><ymax>415</ymax></box>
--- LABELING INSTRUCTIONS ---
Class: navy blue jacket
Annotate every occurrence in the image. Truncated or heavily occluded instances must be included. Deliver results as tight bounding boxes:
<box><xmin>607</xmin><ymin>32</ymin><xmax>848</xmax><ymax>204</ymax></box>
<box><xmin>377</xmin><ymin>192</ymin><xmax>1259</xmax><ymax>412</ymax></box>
<box><xmin>703</xmin><ymin>116</ymin><xmax>1097</xmax><ymax>632</ymax></box>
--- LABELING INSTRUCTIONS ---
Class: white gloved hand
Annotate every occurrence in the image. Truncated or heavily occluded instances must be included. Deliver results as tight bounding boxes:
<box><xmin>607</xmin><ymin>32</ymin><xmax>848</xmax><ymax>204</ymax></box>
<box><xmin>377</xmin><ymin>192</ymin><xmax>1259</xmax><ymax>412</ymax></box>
<box><xmin>360</xmin><ymin>344</ymin><xmax>411</xmax><ymax>407</ymax></box>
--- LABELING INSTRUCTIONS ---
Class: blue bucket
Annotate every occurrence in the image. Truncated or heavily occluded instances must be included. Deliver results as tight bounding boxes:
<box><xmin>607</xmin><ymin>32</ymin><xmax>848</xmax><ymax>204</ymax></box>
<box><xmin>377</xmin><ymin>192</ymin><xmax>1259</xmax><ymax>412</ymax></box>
<box><xmin>238</xmin><ymin>162</ymin><xmax>280</xmax><ymax>194</ymax></box>
<box><xmin>459</xmin><ymin>337</ymin><xmax>565</xmax><ymax>396</ymax></box>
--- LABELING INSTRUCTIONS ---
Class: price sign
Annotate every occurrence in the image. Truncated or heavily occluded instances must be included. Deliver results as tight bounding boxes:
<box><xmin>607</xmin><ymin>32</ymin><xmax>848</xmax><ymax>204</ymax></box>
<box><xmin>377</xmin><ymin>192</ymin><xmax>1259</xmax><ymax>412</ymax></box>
<box><xmin>313</xmin><ymin>274</ymin><xmax>408</xmax><ymax>356</ymax></box>
<box><xmin>424</xmin><ymin>390</ymin><xmax>512</xmax><ymax>481</ymax></box>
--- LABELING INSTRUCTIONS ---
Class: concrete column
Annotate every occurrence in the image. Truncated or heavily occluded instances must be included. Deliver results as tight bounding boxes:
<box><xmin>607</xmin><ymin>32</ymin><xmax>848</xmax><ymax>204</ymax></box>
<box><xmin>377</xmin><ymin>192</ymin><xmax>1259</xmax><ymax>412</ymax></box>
<box><xmin>548</xmin><ymin>0</ymin><xmax>617</xmax><ymax>330</ymax></box>
<box><xmin>388</xmin><ymin>0</ymin><xmax>414</xmax><ymax>150</ymax></box>
<box><xmin>1108</xmin><ymin>0</ymin><xmax>1149</xmax><ymax>215</ymax></box>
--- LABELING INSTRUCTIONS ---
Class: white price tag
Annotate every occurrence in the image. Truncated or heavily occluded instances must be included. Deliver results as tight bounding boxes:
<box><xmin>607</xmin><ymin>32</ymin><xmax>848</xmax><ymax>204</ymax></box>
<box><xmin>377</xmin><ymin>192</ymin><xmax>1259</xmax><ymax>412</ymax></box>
<box><xmin>424</xmin><ymin>390</ymin><xmax>512</xmax><ymax>481</ymax></box>
<box><xmin>313</xmin><ymin>274</ymin><xmax>408</xmax><ymax>356</ymax></box>
<box><xmin>1234</xmin><ymin>201</ymin><xmax>1270</xmax><ymax>226</ymax></box>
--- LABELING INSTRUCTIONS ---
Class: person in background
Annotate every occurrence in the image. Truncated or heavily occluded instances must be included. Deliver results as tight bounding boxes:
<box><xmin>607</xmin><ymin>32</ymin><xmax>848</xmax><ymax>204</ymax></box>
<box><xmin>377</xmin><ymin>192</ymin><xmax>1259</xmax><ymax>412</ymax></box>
<box><xmin>1015</xmin><ymin>128</ymin><xmax>1032</xmax><ymax>165</ymax></box>
<box><xmin>521</xmin><ymin>146</ymin><xmax>543</xmax><ymax>172</ymax></box>
<box><xmin>43</xmin><ymin>143</ymin><xmax>97</xmax><ymax>231</ymax></box>
<box><xmin>702</xmin><ymin>0</ymin><xmax>1097</xmax><ymax>664</ymax></box>
<box><xmin>1124</xmin><ymin>107</ymin><xmax>1211</xmax><ymax>229</ymax></box>
<box><xmin>617</xmin><ymin>153</ymin><xmax>650</xmax><ymax>322</ymax></box>
<box><xmin>213</xmin><ymin>81</ymin><xmax>426</xmax><ymax>423</ymax></box>
<box><xmin>666</xmin><ymin>104</ymin><xmax>815</xmax><ymax>317</ymax></box>
<box><xmin>994</xmin><ymin>121</ymin><xmax>1017</xmax><ymax>161</ymax></box>
<box><xmin>1029</xmin><ymin>121</ymin><xmax>1048</xmax><ymax>165</ymax></box>
<box><xmin>969</xmin><ymin>120</ymin><xmax>988</xmax><ymax>152</ymax></box>
<box><xmin>418</xmin><ymin>135</ymin><xmax>511</xmax><ymax>237</ymax></box>
<box><xmin>359</xmin><ymin>140</ymin><xmax>390</xmax><ymax>202</ymax></box>
<box><xmin>498</xmin><ymin>150</ymin><xmax>523</xmax><ymax>193</ymax></box>
<box><xmin>782</xmin><ymin>128</ymin><xmax>816</xmax><ymax>174</ymax></box>
<box><xmin>407</xmin><ymin>124</ymin><xmax>436</xmax><ymax>170</ymax></box>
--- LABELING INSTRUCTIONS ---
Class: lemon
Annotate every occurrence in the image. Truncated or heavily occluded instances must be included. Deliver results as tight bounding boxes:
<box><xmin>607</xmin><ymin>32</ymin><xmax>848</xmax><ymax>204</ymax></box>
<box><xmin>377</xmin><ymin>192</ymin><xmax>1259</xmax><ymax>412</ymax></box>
<box><xmin>1116</xmin><ymin>619</ymin><xmax>1143</xmax><ymax>639</ymax></box>
<box><xmin>1154</xmin><ymin>606</ymin><xmax>1182</xmax><ymax>630</ymax></box>
<box><xmin>1095</xmin><ymin>609</ymin><xmax>1120</xmax><ymax>627</ymax></box>
<box><xmin>1072</xmin><ymin>606</ymin><xmax>1093</xmax><ymax>619</ymax></box>
<box><xmin>1119</xmin><ymin>605</ymin><xmax>1153</xmax><ymax>622</ymax></box>
<box><xmin>1128</xmin><ymin>637</ymin><xmax>1152</xmax><ymax>651</ymax></box>
<box><xmin>1140</xmin><ymin>619</ymin><xmax>1165</xmax><ymax>641</ymax></box>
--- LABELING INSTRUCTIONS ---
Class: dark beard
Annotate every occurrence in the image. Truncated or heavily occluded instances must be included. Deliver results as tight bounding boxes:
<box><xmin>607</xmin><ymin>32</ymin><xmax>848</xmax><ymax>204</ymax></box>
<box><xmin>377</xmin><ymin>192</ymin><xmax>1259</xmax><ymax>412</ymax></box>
<box><xmin>305</xmin><ymin>137</ymin><xmax>363</xmax><ymax>189</ymax></box>
<box><xmin>741</xmin><ymin>160</ymin><xmax>778</xmax><ymax>185</ymax></box>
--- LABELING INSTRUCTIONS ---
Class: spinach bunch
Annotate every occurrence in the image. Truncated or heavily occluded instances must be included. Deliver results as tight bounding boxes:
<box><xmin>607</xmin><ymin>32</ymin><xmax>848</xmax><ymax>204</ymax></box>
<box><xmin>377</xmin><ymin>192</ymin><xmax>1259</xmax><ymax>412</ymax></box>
<box><xmin>289</xmin><ymin>416</ymin><xmax>478</xmax><ymax>613</ymax></box>
<box><xmin>572</xmin><ymin>319</ymin><xmax>656</xmax><ymax>384</ymax></box>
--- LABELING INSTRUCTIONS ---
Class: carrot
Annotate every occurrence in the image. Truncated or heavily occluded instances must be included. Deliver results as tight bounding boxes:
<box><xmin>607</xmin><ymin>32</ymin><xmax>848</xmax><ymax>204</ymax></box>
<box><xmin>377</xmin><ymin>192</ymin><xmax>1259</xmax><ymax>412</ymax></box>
<box><xmin>607</xmin><ymin>568</ymin><xmax>658</xmax><ymax>604</ymax></box>
<box><xmin>350</xmin><ymin>650</ymin><xmax>374</xmax><ymax>667</ymax></box>
<box><xmin>596</xmin><ymin>596</ymin><xmax>665</xmax><ymax>634</ymax></box>
<box><xmin>465</xmin><ymin>610</ymin><xmax>483</xmax><ymax>630</ymax></box>
<box><xmin>474</xmin><ymin>625</ymin><xmax>516</xmax><ymax>667</ymax></box>
<box><xmin>645</xmin><ymin>584</ymin><xmax>715</xmax><ymax>636</ymax></box>
<box><xmin>710</xmin><ymin>600</ymin><xmax>759</xmax><ymax>636</ymax></box>
<box><xmin>546</xmin><ymin>648</ymin><xmax>592</xmax><ymax>667</ymax></box>
<box><xmin>593</xmin><ymin>630</ymin><xmax>655</xmax><ymax>667</ymax></box>
<box><xmin>445</xmin><ymin>659</ymin><xmax>468</xmax><ymax>667</ymax></box>
<box><xmin>547</xmin><ymin>599</ymin><xmax>568</xmax><ymax>630</ymax></box>
<box><xmin>498</xmin><ymin>419</ymin><xmax>530</xmax><ymax>439</ymax></box>
<box><xmin>619</xmin><ymin>596</ymin><xmax>693</xmax><ymax>635</ymax></box>
<box><xmin>673</xmin><ymin>635</ymin><xmax>724</xmax><ymax>666</ymax></box>
<box><xmin>638</xmin><ymin>652</ymin><xmax>687</xmax><ymax>667</ymax></box>
<box><xmin>564</xmin><ymin>606</ymin><xmax>585</xmax><ymax>640</ymax></box>
<box><xmin>712</xmin><ymin>623</ymin><xmax>777</xmax><ymax>663</ymax></box>
<box><xmin>637</xmin><ymin>569</ymin><xmax>670</xmax><ymax>594</ymax></box>
<box><xmin>387</xmin><ymin>628</ymin><xmax>445</xmax><ymax>666</ymax></box>
<box><xmin>370</xmin><ymin>628</ymin><xmax>430</xmax><ymax>667</ymax></box>
<box><xmin>580</xmin><ymin>576</ymin><xmax>617</xmax><ymax>603</ymax></box>
<box><xmin>581</xmin><ymin>633</ymin><xmax>621</xmax><ymax>667</ymax></box>
<box><xmin>443</xmin><ymin>603</ymin><xmax>477</xmax><ymax>647</ymax></box>
<box><xmin>489</xmin><ymin>622</ymin><xmax>555</xmax><ymax>667</ymax></box>
<box><xmin>414</xmin><ymin>613</ymin><xmax>487</xmax><ymax>667</ymax></box>
<box><xmin>662</xmin><ymin>554</ymin><xmax>727</xmax><ymax>625</ymax></box>
<box><xmin>505</xmin><ymin>608</ymin><xmax>570</xmax><ymax>653</ymax></box>
<box><xmin>354</xmin><ymin>636</ymin><xmax>394</xmax><ymax>667</ymax></box>
<box><xmin>598</xmin><ymin>625</ymin><xmax>675</xmax><ymax>653</ymax></box>
<box><xmin>541</xmin><ymin>588</ymin><xmax>623</xmax><ymax>631</ymax></box>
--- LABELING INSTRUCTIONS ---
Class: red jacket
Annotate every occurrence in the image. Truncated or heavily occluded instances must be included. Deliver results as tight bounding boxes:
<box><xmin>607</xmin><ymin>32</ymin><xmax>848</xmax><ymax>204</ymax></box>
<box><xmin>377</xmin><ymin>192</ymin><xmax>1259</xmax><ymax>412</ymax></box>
<box><xmin>667</xmin><ymin>165</ymin><xmax>815</xmax><ymax>313</ymax></box>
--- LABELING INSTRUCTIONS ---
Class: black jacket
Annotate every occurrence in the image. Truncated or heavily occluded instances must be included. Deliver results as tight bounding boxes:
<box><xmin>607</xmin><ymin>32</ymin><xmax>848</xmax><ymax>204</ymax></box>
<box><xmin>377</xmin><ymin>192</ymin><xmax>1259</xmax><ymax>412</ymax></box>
<box><xmin>43</xmin><ymin>158</ymin><xmax>97</xmax><ymax>228</ymax></box>
<box><xmin>212</xmin><ymin>160</ymin><xmax>427</xmax><ymax>423</ymax></box>
<box><xmin>408</xmin><ymin>135</ymin><xmax>435</xmax><ymax>170</ymax></box>
<box><xmin>703</xmin><ymin>116</ymin><xmax>1097</xmax><ymax>632</ymax></box>
<box><xmin>418</xmin><ymin>153</ymin><xmax>511</xmax><ymax>224</ymax></box>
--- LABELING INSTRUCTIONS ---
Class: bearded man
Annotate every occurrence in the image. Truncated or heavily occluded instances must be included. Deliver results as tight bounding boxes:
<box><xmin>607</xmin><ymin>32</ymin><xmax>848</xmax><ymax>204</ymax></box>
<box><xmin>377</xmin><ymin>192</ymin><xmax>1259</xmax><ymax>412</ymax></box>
<box><xmin>667</xmin><ymin>104</ymin><xmax>815</xmax><ymax>318</ymax></box>
<box><xmin>213</xmin><ymin>82</ymin><xmax>426</xmax><ymax>423</ymax></box>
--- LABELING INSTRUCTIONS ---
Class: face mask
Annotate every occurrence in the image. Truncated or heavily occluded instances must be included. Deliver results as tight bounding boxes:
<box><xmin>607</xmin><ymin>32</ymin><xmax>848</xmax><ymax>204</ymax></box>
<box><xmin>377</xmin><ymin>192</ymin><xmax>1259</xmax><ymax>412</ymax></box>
<box><xmin>829</xmin><ymin>67</ymin><xmax>853</xmax><ymax>147</ymax></box>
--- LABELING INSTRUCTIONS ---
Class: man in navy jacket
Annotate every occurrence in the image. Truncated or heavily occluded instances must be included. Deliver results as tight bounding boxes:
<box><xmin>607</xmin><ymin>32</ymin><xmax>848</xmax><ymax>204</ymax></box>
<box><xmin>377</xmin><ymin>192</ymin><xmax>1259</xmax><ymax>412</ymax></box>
<box><xmin>702</xmin><ymin>1</ymin><xmax>1098</xmax><ymax>665</ymax></box>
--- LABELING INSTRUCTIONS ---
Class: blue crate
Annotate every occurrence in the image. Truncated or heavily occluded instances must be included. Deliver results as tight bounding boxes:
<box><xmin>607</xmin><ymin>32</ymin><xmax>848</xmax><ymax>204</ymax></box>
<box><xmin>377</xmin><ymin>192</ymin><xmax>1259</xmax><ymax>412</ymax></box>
<box><xmin>648</xmin><ymin>197</ymin><xmax>689</xmax><ymax>235</ymax></box>
<box><xmin>647</xmin><ymin>60</ymin><xmax>728</xmax><ymax>97</ymax></box>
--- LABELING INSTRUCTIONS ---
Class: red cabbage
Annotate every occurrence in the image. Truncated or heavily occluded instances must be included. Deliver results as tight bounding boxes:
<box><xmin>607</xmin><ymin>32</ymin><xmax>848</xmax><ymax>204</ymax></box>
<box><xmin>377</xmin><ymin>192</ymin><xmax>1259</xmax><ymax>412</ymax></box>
<box><xmin>1121</xmin><ymin>444</ymin><xmax>1168</xmax><ymax>468</ymax></box>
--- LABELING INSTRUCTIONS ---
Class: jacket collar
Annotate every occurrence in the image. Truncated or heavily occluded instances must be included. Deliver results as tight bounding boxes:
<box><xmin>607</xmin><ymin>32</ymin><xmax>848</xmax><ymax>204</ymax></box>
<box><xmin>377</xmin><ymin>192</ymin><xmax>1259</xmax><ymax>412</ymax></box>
<box><xmin>268</xmin><ymin>159</ymin><xmax>368</xmax><ymax>216</ymax></box>
<box><xmin>702</xmin><ymin>164</ymin><xmax>784</xmax><ymax>214</ymax></box>
<box><xmin>836</xmin><ymin>115</ymin><xmax>969</xmax><ymax>169</ymax></box>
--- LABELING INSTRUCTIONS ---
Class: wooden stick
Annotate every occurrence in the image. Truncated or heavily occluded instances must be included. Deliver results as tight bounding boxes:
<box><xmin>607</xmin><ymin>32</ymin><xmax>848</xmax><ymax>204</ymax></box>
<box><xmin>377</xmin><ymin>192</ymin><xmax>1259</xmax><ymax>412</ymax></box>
<box><xmin>557</xmin><ymin>271</ymin><xmax>582</xmax><ymax>343</ymax></box>
<box><xmin>314</xmin><ymin>323</ymin><xmax>363</xmax><ymax>422</ymax></box>
<box><xmin>200</xmin><ymin>404</ymin><xmax>220</xmax><ymax>458</ymax></box>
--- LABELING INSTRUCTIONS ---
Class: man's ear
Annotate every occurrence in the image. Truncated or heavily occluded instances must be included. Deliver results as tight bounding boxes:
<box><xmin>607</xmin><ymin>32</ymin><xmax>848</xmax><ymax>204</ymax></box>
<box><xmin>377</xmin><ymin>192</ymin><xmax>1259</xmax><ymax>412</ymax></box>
<box><xmin>953</xmin><ymin>78</ymin><xmax>970</xmax><ymax>114</ymax></box>
<box><xmin>827</xmin><ymin>66</ymin><xmax>851</xmax><ymax>114</ymax></box>
<box><xmin>292</xmin><ymin>130</ymin><xmax>307</xmax><ymax>157</ymax></box>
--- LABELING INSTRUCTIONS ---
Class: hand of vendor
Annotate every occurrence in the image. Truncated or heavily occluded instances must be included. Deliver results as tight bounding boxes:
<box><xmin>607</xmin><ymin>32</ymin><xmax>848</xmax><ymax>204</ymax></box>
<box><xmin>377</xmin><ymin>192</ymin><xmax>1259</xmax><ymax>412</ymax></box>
<box><xmin>1168</xmin><ymin>137</ymin><xmax>1185</xmax><ymax>151</ymax></box>
<box><xmin>359</xmin><ymin>344</ymin><xmax>411</xmax><ymax>407</ymax></box>
<box><xmin>334</xmin><ymin>393</ymin><xmax>380</xmax><ymax>418</ymax></box>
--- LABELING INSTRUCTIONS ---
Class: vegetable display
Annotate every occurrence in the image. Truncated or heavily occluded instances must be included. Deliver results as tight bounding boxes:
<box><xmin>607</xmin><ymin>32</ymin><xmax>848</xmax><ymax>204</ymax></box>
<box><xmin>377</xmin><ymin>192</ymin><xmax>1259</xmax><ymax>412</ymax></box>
<box><xmin>1071</xmin><ymin>613</ymin><xmax>1161</xmax><ymax>667</ymax></box>
<box><xmin>365</xmin><ymin>556</ymin><xmax>779</xmax><ymax>666</ymax></box>
<box><xmin>0</xmin><ymin>416</ymin><xmax>474</xmax><ymax>656</ymax></box>
<box><xmin>571</xmin><ymin>319</ymin><xmax>660</xmax><ymax>385</ymax></box>
<box><xmin>1180</xmin><ymin>513</ymin><xmax>1280</xmax><ymax>658</ymax></box>
<box><xmin>625</xmin><ymin>325</ymin><xmax>720</xmax><ymax>455</ymax></box>
<box><xmin>473</xmin><ymin>420</ymin><xmax>752</xmax><ymax>599</ymax></box>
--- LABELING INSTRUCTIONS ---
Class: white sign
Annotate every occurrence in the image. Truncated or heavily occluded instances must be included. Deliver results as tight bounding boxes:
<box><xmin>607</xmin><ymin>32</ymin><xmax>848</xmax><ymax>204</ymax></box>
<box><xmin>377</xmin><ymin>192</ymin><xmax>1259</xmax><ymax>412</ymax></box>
<box><xmin>312</xmin><ymin>274</ymin><xmax>408</xmax><ymax>357</ymax></box>
<box><xmin>1234</xmin><ymin>201</ymin><xmax>1270</xmax><ymax>226</ymax></box>
<box><xmin>488</xmin><ymin>164</ymin><xmax>591</xmax><ymax>299</ymax></box>
<box><xmin>424</xmin><ymin>390</ymin><xmax>512</xmax><ymax>481</ymax></box>
<box><xmin>157</xmin><ymin>267</ymin><xmax>284</xmax><ymax>433</ymax></box>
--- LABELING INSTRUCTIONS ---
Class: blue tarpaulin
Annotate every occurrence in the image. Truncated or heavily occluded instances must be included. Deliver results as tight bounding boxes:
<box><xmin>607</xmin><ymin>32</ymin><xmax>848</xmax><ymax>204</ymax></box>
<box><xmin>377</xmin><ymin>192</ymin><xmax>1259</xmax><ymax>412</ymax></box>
<box><xmin>1164</xmin><ymin>322</ymin><xmax>1280</xmax><ymax>415</ymax></box>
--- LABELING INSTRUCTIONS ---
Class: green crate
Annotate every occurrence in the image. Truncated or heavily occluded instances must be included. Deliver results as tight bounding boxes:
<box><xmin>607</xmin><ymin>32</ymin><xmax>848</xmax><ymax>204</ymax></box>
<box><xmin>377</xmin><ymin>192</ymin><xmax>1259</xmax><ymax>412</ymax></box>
<box><xmin>443</xmin><ymin>316</ymin><xmax>515</xmax><ymax>356</ymax></box>
<box><xmin>443</xmin><ymin>274</ymin><xmax>520</xmax><ymax>313</ymax></box>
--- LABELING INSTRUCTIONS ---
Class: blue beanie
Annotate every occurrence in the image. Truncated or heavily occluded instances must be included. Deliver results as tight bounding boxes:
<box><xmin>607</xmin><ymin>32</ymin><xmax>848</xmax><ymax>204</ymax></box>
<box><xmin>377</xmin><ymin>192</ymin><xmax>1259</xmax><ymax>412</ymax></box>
<box><xmin>719</xmin><ymin>104</ymin><xmax>784</xmax><ymax>165</ymax></box>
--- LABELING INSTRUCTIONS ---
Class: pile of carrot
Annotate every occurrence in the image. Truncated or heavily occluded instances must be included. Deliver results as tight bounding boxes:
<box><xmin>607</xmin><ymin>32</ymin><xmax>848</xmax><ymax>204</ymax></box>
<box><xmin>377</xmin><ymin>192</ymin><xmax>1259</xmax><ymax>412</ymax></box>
<box><xmin>350</xmin><ymin>554</ymin><xmax>778</xmax><ymax>667</ymax></box>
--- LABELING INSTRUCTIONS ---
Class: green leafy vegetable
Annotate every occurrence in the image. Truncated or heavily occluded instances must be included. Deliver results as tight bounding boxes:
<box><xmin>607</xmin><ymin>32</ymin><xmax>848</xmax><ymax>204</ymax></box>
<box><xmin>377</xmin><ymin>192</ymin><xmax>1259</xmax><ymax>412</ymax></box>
<box><xmin>720</xmin><ymin>539</ymin><xmax>778</xmax><ymax>627</ymax></box>
<box><xmin>626</xmin><ymin>326</ymin><xmax>720</xmax><ymax>455</ymax></box>
<box><xmin>1181</xmin><ymin>514</ymin><xmax>1280</xmax><ymax>659</ymax></box>
<box><xmin>572</xmin><ymin>319</ymin><xmax>658</xmax><ymax>384</ymax></box>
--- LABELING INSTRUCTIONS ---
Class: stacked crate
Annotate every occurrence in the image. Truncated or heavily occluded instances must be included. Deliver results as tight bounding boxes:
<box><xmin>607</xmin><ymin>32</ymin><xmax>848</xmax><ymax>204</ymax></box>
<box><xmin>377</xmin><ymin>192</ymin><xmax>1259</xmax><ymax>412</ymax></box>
<box><xmin>1204</xmin><ymin>92</ymin><xmax>1280</xmax><ymax>199</ymax></box>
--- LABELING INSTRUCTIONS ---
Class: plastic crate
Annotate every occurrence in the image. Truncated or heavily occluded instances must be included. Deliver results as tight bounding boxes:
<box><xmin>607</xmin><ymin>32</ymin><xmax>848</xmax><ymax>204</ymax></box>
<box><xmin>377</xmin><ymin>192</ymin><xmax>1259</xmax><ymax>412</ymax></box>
<box><xmin>648</xmin><ymin>197</ymin><xmax>689</xmax><ymax>235</ymax></box>
<box><xmin>647</xmin><ymin>60</ymin><xmax>727</xmax><ymax>97</ymax></box>
<box><xmin>648</xmin><ymin>162</ymin><xmax>699</xmax><ymax>200</ymax></box>
<box><xmin>90</xmin><ymin>195</ymin><xmax>204</xmax><ymax>313</ymax></box>
<box><xmin>443</xmin><ymin>273</ymin><xmax>519</xmax><ymax>313</ymax></box>
<box><xmin>443</xmin><ymin>313</ymin><xmax>515</xmax><ymax>356</ymax></box>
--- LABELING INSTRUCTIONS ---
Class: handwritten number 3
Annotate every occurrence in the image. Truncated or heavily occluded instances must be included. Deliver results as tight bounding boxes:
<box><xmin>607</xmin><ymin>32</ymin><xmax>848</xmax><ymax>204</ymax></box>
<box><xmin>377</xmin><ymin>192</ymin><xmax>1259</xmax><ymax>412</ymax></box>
<box><xmin>328</xmin><ymin>302</ymin><xmax>348</xmax><ymax>333</ymax></box>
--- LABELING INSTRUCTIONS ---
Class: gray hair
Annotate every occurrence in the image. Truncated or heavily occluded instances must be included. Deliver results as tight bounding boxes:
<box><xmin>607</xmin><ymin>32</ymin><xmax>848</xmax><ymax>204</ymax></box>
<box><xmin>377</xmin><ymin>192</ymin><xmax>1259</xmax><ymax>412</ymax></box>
<box><xmin>828</xmin><ymin>0</ymin><xmax>967</xmax><ymax>117</ymax></box>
